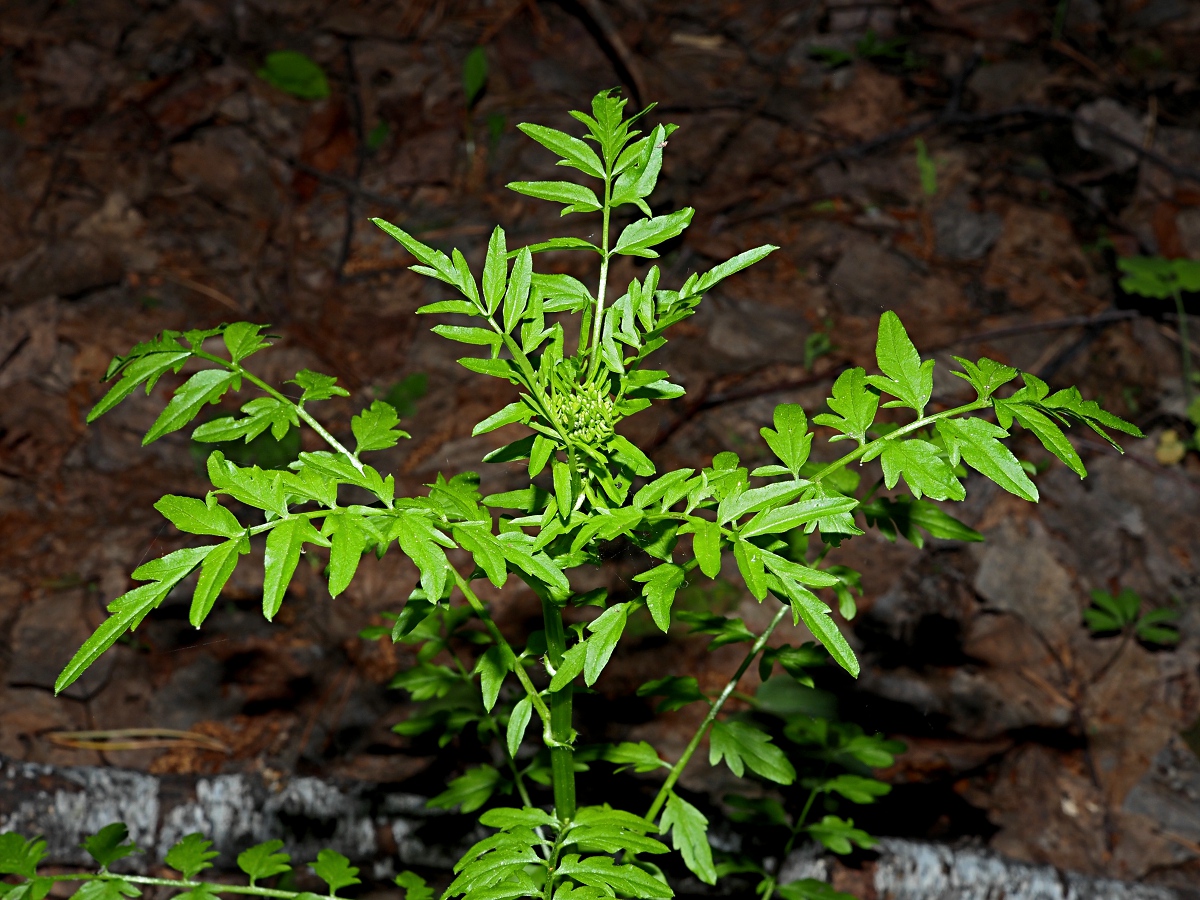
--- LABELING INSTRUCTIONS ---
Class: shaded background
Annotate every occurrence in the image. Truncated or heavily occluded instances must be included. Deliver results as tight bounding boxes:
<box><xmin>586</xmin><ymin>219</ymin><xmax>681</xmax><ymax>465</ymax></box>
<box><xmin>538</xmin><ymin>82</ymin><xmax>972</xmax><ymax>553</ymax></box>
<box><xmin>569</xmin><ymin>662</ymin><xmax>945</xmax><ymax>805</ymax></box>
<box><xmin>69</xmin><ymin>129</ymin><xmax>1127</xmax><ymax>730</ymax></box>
<box><xmin>1</xmin><ymin>0</ymin><xmax>1200</xmax><ymax>894</ymax></box>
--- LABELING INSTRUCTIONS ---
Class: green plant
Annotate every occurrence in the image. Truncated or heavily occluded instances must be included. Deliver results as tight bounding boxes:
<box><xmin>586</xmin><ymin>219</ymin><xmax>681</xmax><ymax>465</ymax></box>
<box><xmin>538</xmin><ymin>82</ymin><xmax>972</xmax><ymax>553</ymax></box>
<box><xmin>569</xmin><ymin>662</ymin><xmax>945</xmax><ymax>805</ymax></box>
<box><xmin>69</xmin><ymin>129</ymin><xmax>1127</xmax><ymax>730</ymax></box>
<box><xmin>13</xmin><ymin>91</ymin><xmax>1141</xmax><ymax>900</ymax></box>
<box><xmin>1084</xmin><ymin>587</ymin><xmax>1179</xmax><ymax>647</ymax></box>
<box><xmin>1118</xmin><ymin>256</ymin><xmax>1200</xmax><ymax>405</ymax></box>
<box><xmin>808</xmin><ymin>30</ymin><xmax>912</xmax><ymax>69</ymax></box>
<box><xmin>257</xmin><ymin>51</ymin><xmax>330</xmax><ymax>101</ymax></box>
<box><xmin>914</xmin><ymin>139</ymin><xmax>937</xmax><ymax>198</ymax></box>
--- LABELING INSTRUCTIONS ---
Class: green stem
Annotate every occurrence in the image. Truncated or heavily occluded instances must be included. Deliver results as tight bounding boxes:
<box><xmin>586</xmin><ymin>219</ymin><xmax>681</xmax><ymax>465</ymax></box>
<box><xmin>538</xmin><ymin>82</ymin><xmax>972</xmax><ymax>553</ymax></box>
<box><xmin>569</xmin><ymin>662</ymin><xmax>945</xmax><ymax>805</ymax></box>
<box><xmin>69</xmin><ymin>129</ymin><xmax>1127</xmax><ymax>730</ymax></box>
<box><xmin>1174</xmin><ymin>288</ymin><xmax>1193</xmax><ymax>403</ymax></box>
<box><xmin>541</xmin><ymin>595</ymin><xmax>577</xmax><ymax>820</ymax></box>
<box><xmin>450</xmin><ymin>568</ymin><xmax>552</xmax><ymax>727</ymax></box>
<box><xmin>542</xmin><ymin>825</ymin><xmax>569</xmax><ymax>900</ymax></box>
<box><xmin>645</xmin><ymin>602</ymin><xmax>791</xmax><ymax>823</ymax></box>
<box><xmin>585</xmin><ymin>177</ymin><xmax>613</xmax><ymax>382</ymax></box>
<box><xmin>810</xmin><ymin>399</ymin><xmax>992</xmax><ymax>484</ymax></box>
<box><xmin>759</xmin><ymin>762</ymin><xmax>829</xmax><ymax>900</ymax></box>
<box><xmin>193</xmin><ymin>351</ymin><xmax>365</xmax><ymax>474</ymax></box>
<box><xmin>37</xmin><ymin>873</ymin><xmax>333</xmax><ymax>900</ymax></box>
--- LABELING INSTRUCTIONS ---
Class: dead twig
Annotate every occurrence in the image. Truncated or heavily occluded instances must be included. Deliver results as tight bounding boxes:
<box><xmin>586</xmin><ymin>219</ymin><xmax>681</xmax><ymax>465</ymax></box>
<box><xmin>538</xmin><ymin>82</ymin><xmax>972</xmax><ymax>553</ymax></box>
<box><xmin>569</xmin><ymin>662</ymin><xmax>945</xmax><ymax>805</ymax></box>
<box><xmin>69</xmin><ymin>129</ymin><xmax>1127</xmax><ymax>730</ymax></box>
<box><xmin>47</xmin><ymin>728</ymin><xmax>231</xmax><ymax>754</ymax></box>
<box><xmin>159</xmin><ymin>270</ymin><xmax>241</xmax><ymax>312</ymax></box>
<box><xmin>570</xmin><ymin>0</ymin><xmax>647</xmax><ymax>106</ymax></box>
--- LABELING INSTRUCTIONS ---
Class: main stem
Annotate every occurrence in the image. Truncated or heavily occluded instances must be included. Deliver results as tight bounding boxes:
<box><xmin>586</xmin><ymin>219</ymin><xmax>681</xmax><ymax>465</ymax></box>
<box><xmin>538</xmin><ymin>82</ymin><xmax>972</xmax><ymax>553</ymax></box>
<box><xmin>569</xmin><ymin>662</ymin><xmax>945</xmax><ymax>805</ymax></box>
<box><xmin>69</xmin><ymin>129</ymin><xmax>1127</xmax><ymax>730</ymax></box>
<box><xmin>585</xmin><ymin>176</ymin><xmax>613</xmax><ymax>382</ymax></box>
<box><xmin>542</xmin><ymin>596</ymin><xmax>577</xmax><ymax>819</ymax></box>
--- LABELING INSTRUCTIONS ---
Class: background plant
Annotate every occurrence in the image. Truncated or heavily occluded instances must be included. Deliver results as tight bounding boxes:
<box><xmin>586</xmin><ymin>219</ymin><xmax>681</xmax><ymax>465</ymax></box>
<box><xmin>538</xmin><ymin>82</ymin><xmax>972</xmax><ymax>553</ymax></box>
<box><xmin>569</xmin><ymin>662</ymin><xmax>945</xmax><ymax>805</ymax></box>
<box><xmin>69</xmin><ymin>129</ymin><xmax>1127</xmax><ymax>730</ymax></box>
<box><xmin>5</xmin><ymin>91</ymin><xmax>1140</xmax><ymax>900</ymax></box>
<box><xmin>1118</xmin><ymin>256</ymin><xmax>1200</xmax><ymax>464</ymax></box>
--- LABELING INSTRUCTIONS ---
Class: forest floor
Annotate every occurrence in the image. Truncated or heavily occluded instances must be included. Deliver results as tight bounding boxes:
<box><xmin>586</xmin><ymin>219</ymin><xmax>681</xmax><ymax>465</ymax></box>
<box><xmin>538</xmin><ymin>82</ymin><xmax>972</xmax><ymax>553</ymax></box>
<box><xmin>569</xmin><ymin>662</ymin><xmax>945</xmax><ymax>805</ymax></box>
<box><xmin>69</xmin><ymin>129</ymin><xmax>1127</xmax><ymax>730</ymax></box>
<box><xmin>1</xmin><ymin>0</ymin><xmax>1200</xmax><ymax>893</ymax></box>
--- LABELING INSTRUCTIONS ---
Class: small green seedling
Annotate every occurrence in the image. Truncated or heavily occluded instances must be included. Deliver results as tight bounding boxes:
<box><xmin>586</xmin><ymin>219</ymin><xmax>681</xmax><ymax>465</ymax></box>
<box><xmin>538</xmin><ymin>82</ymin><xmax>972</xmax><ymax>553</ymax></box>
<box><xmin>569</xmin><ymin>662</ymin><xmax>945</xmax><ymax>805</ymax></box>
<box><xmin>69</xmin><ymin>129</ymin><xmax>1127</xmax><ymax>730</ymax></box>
<box><xmin>1118</xmin><ymin>256</ymin><xmax>1200</xmax><ymax>401</ymax></box>
<box><xmin>257</xmin><ymin>51</ymin><xmax>330</xmax><ymax>101</ymax></box>
<box><xmin>1084</xmin><ymin>588</ymin><xmax>1179</xmax><ymax>646</ymax></box>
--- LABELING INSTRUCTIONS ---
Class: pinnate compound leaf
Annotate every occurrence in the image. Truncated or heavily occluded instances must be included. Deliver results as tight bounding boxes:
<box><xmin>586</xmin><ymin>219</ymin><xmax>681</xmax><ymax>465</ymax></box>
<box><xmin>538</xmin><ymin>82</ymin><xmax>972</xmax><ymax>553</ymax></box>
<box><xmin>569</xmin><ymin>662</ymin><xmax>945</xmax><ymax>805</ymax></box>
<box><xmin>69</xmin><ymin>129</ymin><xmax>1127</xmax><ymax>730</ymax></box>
<box><xmin>608</xmin><ymin>435</ymin><xmax>655</xmax><ymax>476</ymax></box>
<box><xmin>481</xmin><ymin>225</ymin><xmax>508</xmax><ymax>314</ymax></box>
<box><xmin>517</xmin><ymin>123</ymin><xmax>605</xmax><ymax>178</ymax></box>
<box><xmin>733</xmin><ymin>538</ymin><xmax>768</xmax><ymax>600</ymax></box>
<box><xmin>394</xmin><ymin>515</ymin><xmax>452</xmax><ymax>606</ymax></box>
<box><xmin>324</xmin><ymin>514</ymin><xmax>369</xmax><ymax>599</ymax></box>
<box><xmin>191</xmin><ymin>536</ymin><xmax>249</xmax><ymax>628</ymax></box>
<box><xmin>554</xmin><ymin>855</ymin><xmax>672</xmax><ymax>900</ymax></box>
<box><xmin>739</xmin><ymin>494</ymin><xmax>859</xmax><ymax>539</ymax></box>
<box><xmin>352</xmin><ymin>401</ymin><xmax>409</xmax><ymax>453</ymax></box>
<box><xmin>389</xmin><ymin>662</ymin><xmax>459</xmax><ymax>700</ymax></box>
<box><xmin>71</xmin><ymin>879</ymin><xmax>141</xmax><ymax>900</ymax></box>
<box><xmin>89</xmin><ymin>346</ymin><xmax>193</xmax><ymax>424</ymax></box>
<box><xmin>57</xmin><ymin>547</ymin><xmax>213</xmax><ymax>693</ymax></box>
<box><xmin>549</xmin><ymin>640</ymin><xmax>587</xmax><ymax>691</ymax></box>
<box><xmin>692</xmin><ymin>245</ymin><xmax>777</xmax><ymax>296</ymax></box>
<box><xmin>937</xmin><ymin>417</ymin><xmax>1037</xmax><ymax>502</ymax></box>
<box><xmin>877</xmin><ymin>439</ymin><xmax>964</xmax><ymax>501</ymax></box>
<box><xmin>709</xmin><ymin>720</ymin><xmax>795</xmax><ymax>784</ymax></box>
<box><xmin>637</xmin><ymin>675</ymin><xmax>705</xmax><ymax>713</ymax></box>
<box><xmin>155</xmin><ymin>495</ymin><xmax>244</xmax><ymax>539</ymax></box>
<box><xmin>222</xmin><ymin>322</ymin><xmax>271</xmax><ymax>364</ymax></box>
<box><xmin>507</xmin><ymin>181</ymin><xmax>602</xmax><ymax>215</ymax></box>
<box><xmin>861</xmin><ymin>496</ymin><xmax>981</xmax><ymax>548</ymax></box>
<box><xmin>207</xmin><ymin>451</ymin><xmax>288</xmax><ymax>517</ymax></box>
<box><xmin>503</xmin><ymin>248</ymin><xmax>533</xmax><ymax>333</ymax></box>
<box><xmin>718</xmin><ymin>481</ymin><xmax>809</xmax><ymax>526</ymax></box>
<box><xmin>395</xmin><ymin>871</ymin><xmax>433</xmax><ymax>900</ymax></box>
<box><xmin>473</xmin><ymin>401</ymin><xmax>532</xmax><ymax>436</ymax></box>
<box><xmin>371</xmin><ymin>219</ymin><xmax>457</xmax><ymax>285</ymax></box>
<box><xmin>192</xmin><ymin>397</ymin><xmax>297</xmax><ymax>444</ymax></box>
<box><xmin>237</xmin><ymin>841</ymin><xmax>291</xmax><ymax>885</ymax></box>
<box><xmin>760</xmin><ymin>403</ymin><xmax>812</xmax><ymax>476</ymax></box>
<box><xmin>613</xmin><ymin>208</ymin><xmax>694</xmax><ymax>258</ymax></box>
<box><xmin>776</xmin><ymin>879</ymin><xmax>856</xmax><ymax>900</ymax></box>
<box><xmin>768</xmin><ymin>573</ymin><xmax>859</xmax><ymax>677</ymax></box>
<box><xmin>866</xmin><ymin>312</ymin><xmax>933</xmax><ymax>416</ymax></box>
<box><xmin>605</xmin><ymin>741</ymin><xmax>668</xmax><ymax>773</ymax></box>
<box><xmin>584</xmin><ymin>602</ymin><xmax>629</xmax><ymax>686</ymax></box>
<box><xmin>497</xmin><ymin>531</ymin><xmax>569</xmax><ymax>597</ymax></box>
<box><xmin>633</xmin><ymin>469</ymin><xmax>694</xmax><ymax>510</ymax></box>
<box><xmin>1041</xmin><ymin>386</ymin><xmax>1142</xmax><ymax>446</ymax></box>
<box><xmin>806</xmin><ymin>816</ymin><xmax>876</xmax><ymax>855</ymax></box>
<box><xmin>610</xmin><ymin>125</ymin><xmax>667</xmax><ymax>213</ymax></box>
<box><xmin>431</xmin><ymin>324</ymin><xmax>503</xmax><ymax>347</ymax></box>
<box><xmin>634</xmin><ymin>563</ymin><xmax>686</xmax><ymax>632</ymax></box>
<box><xmin>310</xmin><ymin>850</ymin><xmax>360</xmax><ymax>895</ymax></box>
<box><xmin>950</xmin><ymin>356</ymin><xmax>1017</xmax><ymax>401</ymax></box>
<box><xmin>0</xmin><ymin>834</ymin><xmax>47</xmax><ymax>878</ymax></box>
<box><xmin>506</xmin><ymin>695</ymin><xmax>533</xmax><ymax>757</ymax></box>
<box><xmin>479</xmin><ymin>808</ymin><xmax>556</xmax><ymax>832</ymax></box>
<box><xmin>289</xmin><ymin>369</ymin><xmax>350</xmax><ymax>403</ymax></box>
<box><xmin>677</xmin><ymin>611</ymin><xmax>757</xmax><ymax>650</ymax></box>
<box><xmin>813</xmin><ymin>367</ymin><xmax>878</xmax><ymax>445</ymax></box>
<box><xmin>660</xmin><ymin>792</ymin><xmax>717</xmax><ymax>885</ymax></box>
<box><xmin>82</xmin><ymin>824</ymin><xmax>141</xmax><ymax>869</ymax></box>
<box><xmin>428</xmin><ymin>764</ymin><xmax>501</xmax><ymax>813</ymax></box>
<box><xmin>165</xmin><ymin>833</ymin><xmax>218</xmax><ymax>880</ymax></box>
<box><xmin>820</xmin><ymin>774</ymin><xmax>891</xmax><ymax>804</ymax></box>
<box><xmin>145</xmin><ymin>370</ymin><xmax>239</xmax><ymax>445</ymax></box>
<box><xmin>692</xmin><ymin>520</ymin><xmax>722</xmax><ymax>578</ymax></box>
<box><xmin>263</xmin><ymin>517</ymin><xmax>330</xmax><ymax>620</ymax></box>
<box><xmin>995</xmin><ymin>400</ymin><xmax>1085</xmax><ymax>478</ymax></box>
<box><xmin>475</xmin><ymin>645</ymin><xmax>510</xmax><ymax>713</ymax></box>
